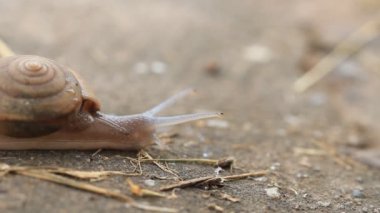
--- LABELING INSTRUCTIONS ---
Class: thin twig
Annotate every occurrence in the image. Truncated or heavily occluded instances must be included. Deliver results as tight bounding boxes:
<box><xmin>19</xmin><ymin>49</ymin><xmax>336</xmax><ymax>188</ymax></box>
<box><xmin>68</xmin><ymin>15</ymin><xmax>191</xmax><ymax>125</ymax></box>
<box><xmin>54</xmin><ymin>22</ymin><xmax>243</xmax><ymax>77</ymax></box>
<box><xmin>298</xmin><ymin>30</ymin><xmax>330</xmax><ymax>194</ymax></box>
<box><xmin>125</xmin><ymin>157</ymin><xmax>143</xmax><ymax>175</ymax></box>
<box><xmin>91</xmin><ymin>149</ymin><xmax>103</xmax><ymax>158</ymax></box>
<box><xmin>294</xmin><ymin>18</ymin><xmax>380</xmax><ymax>93</ymax></box>
<box><xmin>139</xmin><ymin>150</ymin><xmax>180</xmax><ymax>179</ymax></box>
<box><xmin>1</xmin><ymin>164</ymin><xmax>177</xmax><ymax>212</ymax></box>
<box><xmin>221</xmin><ymin>170</ymin><xmax>268</xmax><ymax>181</ymax></box>
<box><xmin>17</xmin><ymin>170</ymin><xmax>134</xmax><ymax>202</ymax></box>
<box><xmin>160</xmin><ymin>176</ymin><xmax>214</xmax><ymax>191</ymax></box>
<box><xmin>160</xmin><ymin>170</ymin><xmax>268</xmax><ymax>191</ymax></box>
<box><xmin>140</xmin><ymin>157</ymin><xmax>234</xmax><ymax>168</ymax></box>
<box><xmin>50</xmin><ymin>169</ymin><xmax>139</xmax><ymax>180</ymax></box>
<box><xmin>0</xmin><ymin>164</ymin><xmax>139</xmax><ymax>180</ymax></box>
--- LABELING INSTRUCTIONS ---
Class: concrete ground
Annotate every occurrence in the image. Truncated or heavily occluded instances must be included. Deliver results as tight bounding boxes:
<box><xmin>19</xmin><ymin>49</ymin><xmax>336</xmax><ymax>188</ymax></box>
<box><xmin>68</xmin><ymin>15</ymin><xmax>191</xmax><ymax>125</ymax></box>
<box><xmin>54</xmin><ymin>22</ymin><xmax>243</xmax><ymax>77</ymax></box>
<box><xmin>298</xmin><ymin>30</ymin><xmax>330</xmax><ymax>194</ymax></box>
<box><xmin>0</xmin><ymin>0</ymin><xmax>379</xmax><ymax>212</ymax></box>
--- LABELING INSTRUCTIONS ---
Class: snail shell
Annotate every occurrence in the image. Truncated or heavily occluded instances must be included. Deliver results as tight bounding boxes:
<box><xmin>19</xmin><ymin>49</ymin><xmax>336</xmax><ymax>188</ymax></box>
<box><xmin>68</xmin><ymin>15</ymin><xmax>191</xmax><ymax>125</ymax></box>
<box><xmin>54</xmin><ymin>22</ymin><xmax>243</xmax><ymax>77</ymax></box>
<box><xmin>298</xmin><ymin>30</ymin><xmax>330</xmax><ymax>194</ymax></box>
<box><xmin>0</xmin><ymin>55</ymin><xmax>99</xmax><ymax>137</ymax></box>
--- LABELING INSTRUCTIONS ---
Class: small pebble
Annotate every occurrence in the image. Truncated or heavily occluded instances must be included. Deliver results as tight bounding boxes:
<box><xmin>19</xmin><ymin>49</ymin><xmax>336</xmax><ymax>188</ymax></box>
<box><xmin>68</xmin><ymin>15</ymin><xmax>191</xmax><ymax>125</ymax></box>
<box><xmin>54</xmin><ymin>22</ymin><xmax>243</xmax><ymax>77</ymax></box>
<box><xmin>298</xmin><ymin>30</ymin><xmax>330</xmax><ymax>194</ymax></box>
<box><xmin>270</xmin><ymin>162</ymin><xmax>281</xmax><ymax>171</ymax></box>
<box><xmin>244</xmin><ymin>44</ymin><xmax>273</xmax><ymax>63</ymax></box>
<box><xmin>214</xmin><ymin>167</ymin><xmax>223</xmax><ymax>175</ymax></box>
<box><xmin>265</xmin><ymin>187</ymin><xmax>281</xmax><ymax>198</ymax></box>
<box><xmin>206</xmin><ymin>119</ymin><xmax>229</xmax><ymax>129</ymax></box>
<box><xmin>352</xmin><ymin>189</ymin><xmax>365</xmax><ymax>198</ymax></box>
<box><xmin>337</xmin><ymin>204</ymin><xmax>345</xmax><ymax>209</ymax></box>
<box><xmin>317</xmin><ymin>201</ymin><xmax>331</xmax><ymax>207</ymax></box>
<box><xmin>254</xmin><ymin>176</ymin><xmax>267</xmax><ymax>182</ymax></box>
<box><xmin>144</xmin><ymin>179</ymin><xmax>156</xmax><ymax>187</ymax></box>
<box><xmin>293</xmin><ymin>204</ymin><xmax>300</xmax><ymax>210</ymax></box>
<box><xmin>308</xmin><ymin>204</ymin><xmax>318</xmax><ymax>210</ymax></box>
<box><xmin>336</xmin><ymin>60</ymin><xmax>363</xmax><ymax>80</ymax></box>
<box><xmin>133</xmin><ymin>61</ymin><xmax>168</xmax><ymax>74</ymax></box>
<box><xmin>296</xmin><ymin>172</ymin><xmax>309</xmax><ymax>179</ymax></box>
<box><xmin>202</xmin><ymin>151</ymin><xmax>212</xmax><ymax>158</ymax></box>
<box><xmin>151</xmin><ymin>61</ymin><xmax>167</xmax><ymax>74</ymax></box>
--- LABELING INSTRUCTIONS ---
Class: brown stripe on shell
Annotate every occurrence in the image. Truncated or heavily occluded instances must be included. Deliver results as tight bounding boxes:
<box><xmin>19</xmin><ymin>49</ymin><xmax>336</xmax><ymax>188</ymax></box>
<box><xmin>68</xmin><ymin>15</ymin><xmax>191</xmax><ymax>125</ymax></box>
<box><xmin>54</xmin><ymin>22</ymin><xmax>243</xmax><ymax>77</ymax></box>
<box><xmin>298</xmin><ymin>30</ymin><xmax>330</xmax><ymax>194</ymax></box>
<box><xmin>2</xmin><ymin>55</ymin><xmax>65</xmax><ymax>98</ymax></box>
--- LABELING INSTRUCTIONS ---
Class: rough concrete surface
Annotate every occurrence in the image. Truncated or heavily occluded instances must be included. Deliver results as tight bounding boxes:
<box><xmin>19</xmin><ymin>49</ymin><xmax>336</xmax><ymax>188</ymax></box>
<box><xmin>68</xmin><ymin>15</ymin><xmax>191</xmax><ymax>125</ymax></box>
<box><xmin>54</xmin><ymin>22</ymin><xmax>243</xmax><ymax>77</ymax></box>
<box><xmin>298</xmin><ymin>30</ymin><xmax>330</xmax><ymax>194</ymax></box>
<box><xmin>0</xmin><ymin>0</ymin><xmax>380</xmax><ymax>212</ymax></box>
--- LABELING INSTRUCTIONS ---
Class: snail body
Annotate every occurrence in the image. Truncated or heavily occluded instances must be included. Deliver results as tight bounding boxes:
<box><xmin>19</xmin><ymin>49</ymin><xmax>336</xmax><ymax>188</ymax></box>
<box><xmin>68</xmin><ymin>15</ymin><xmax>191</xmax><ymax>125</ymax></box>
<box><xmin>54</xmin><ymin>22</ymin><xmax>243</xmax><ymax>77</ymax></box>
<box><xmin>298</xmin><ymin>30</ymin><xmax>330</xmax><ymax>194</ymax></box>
<box><xmin>0</xmin><ymin>55</ymin><xmax>220</xmax><ymax>150</ymax></box>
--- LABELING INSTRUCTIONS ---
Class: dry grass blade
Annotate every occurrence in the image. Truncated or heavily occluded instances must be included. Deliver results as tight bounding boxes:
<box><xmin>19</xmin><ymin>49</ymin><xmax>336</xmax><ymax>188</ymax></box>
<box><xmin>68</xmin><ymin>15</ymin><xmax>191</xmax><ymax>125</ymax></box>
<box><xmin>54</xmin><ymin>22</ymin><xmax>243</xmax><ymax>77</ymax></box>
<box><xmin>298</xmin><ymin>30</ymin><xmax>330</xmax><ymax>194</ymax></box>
<box><xmin>131</xmin><ymin>203</ymin><xmax>178</xmax><ymax>213</ymax></box>
<box><xmin>160</xmin><ymin>171</ymin><xmax>268</xmax><ymax>191</ymax></box>
<box><xmin>160</xmin><ymin>176</ymin><xmax>214</xmax><ymax>191</ymax></box>
<box><xmin>0</xmin><ymin>163</ymin><xmax>177</xmax><ymax>212</ymax></box>
<box><xmin>16</xmin><ymin>170</ymin><xmax>177</xmax><ymax>212</ymax></box>
<box><xmin>293</xmin><ymin>147</ymin><xmax>326</xmax><ymax>156</ymax></box>
<box><xmin>17</xmin><ymin>170</ymin><xmax>134</xmax><ymax>202</ymax></box>
<box><xmin>141</xmin><ymin>157</ymin><xmax>235</xmax><ymax>169</ymax></box>
<box><xmin>0</xmin><ymin>38</ymin><xmax>15</xmax><ymax>57</ymax></box>
<box><xmin>139</xmin><ymin>150</ymin><xmax>180</xmax><ymax>179</ymax></box>
<box><xmin>221</xmin><ymin>170</ymin><xmax>268</xmax><ymax>181</ymax></box>
<box><xmin>0</xmin><ymin>163</ymin><xmax>139</xmax><ymax>180</ymax></box>
<box><xmin>294</xmin><ymin>18</ymin><xmax>380</xmax><ymax>93</ymax></box>
<box><xmin>50</xmin><ymin>169</ymin><xmax>139</xmax><ymax>180</ymax></box>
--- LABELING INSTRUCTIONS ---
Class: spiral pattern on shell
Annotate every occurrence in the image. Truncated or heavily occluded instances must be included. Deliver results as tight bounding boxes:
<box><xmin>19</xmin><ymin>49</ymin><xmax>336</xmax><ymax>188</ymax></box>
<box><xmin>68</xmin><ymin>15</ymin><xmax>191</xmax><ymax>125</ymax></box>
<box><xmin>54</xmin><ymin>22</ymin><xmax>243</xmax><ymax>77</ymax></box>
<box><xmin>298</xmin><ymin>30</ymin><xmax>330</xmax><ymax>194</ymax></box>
<box><xmin>0</xmin><ymin>55</ymin><xmax>83</xmax><ymax>121</ymax></box>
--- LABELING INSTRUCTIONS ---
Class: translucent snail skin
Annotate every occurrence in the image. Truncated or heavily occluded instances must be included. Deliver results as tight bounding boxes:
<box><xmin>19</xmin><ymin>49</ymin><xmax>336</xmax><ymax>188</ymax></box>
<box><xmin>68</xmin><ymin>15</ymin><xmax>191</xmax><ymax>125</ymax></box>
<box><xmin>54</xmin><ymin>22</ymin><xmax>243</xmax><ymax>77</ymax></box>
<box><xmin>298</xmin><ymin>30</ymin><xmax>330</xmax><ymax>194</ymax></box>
<box><xmin>0</xmin><ymin>55</ymin><xmax>221</xmax><ymax>150</ymax></box>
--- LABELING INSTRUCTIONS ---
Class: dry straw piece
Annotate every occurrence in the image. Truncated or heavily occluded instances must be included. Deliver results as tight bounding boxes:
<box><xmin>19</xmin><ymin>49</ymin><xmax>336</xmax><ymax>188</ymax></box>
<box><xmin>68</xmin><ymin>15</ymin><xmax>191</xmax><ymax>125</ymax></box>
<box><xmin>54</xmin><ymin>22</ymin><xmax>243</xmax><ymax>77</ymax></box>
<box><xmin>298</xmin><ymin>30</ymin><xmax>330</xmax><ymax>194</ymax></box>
<box><xmin>0</xmin><ymin>163</ymin><xmax>177</xmax><ymax>212</ymax></box>
<box><xmin>160</xmin><ymin>170</ymin><xmax>268</xmax><ymax>191</ymax></box>
<box><xmin>294</xmin><ymin>18</ymin><xmax>380</xmax><ymax>93</ymax></box>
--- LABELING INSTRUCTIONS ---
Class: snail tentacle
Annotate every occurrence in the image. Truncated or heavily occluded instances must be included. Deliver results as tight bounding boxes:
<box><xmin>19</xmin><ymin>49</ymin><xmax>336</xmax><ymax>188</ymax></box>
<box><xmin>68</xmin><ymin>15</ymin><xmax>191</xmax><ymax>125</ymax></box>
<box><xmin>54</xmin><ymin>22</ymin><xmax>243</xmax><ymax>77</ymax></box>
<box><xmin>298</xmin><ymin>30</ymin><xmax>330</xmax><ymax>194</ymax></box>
<box><xmin>142</xmin><ymin>89</ymin><xmax>222</xmax><ymax>127</ymax></box>
<box><xmin>143</xmin><ymin>88</ymin><xmax>196</xmax><ymax>116</ymax></box>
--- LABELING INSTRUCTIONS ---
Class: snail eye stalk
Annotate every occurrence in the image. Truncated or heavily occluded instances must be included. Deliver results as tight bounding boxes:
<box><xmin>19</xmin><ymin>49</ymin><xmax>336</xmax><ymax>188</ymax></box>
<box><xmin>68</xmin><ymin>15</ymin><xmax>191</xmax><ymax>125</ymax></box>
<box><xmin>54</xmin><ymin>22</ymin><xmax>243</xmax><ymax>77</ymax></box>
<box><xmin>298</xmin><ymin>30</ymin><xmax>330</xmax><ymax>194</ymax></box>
<box><xmin>143</xmin><ymin>88</ymin><xmax>222</xmax><ymax>128</ymax></box>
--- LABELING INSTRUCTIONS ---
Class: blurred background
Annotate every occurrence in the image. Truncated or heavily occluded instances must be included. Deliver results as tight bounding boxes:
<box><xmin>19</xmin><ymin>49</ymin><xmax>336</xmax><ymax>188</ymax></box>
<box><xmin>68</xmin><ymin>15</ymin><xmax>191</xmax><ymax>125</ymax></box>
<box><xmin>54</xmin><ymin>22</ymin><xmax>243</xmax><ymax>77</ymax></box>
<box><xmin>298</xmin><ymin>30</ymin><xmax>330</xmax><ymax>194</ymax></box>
<box><xmin>0</xmin><ymin>0</ymin><xmax>379</xmax><ymax>212</ymax></box>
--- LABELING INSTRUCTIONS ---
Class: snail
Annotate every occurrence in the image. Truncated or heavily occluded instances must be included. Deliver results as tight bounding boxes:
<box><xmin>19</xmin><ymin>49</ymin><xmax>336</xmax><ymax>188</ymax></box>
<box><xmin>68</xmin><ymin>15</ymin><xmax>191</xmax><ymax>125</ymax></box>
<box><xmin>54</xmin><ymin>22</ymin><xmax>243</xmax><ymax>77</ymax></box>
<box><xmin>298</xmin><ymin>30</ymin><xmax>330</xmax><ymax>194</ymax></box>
<box><xmin>0</xmin><ymin>55</ymin><xmax>221</xmax><ymax>150</ymax></box>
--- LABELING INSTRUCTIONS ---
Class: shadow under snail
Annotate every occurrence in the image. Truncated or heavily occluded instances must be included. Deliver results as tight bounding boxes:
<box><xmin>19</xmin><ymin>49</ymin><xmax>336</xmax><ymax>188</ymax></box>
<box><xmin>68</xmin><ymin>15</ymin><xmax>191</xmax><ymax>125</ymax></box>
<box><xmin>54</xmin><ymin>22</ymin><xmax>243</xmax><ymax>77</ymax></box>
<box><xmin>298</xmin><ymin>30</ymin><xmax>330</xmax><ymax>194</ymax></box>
<box><xmin>0</xmin><ymin>55</ymin><xmax>221</xmax><ymax>150</ymax></box>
